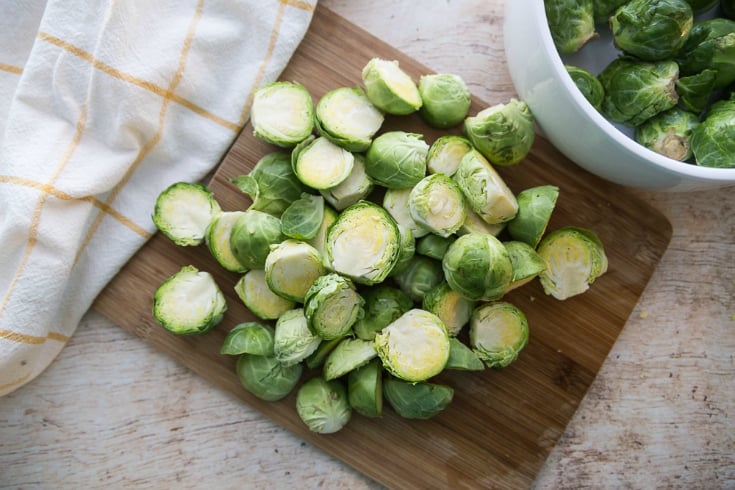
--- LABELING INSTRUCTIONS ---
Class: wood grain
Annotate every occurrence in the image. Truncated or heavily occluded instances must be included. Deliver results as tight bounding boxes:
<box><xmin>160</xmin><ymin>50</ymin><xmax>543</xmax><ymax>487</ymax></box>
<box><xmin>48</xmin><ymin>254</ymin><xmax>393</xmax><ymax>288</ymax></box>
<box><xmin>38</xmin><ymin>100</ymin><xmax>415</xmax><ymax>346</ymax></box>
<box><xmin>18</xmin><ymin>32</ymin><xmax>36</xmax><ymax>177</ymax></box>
<box><xmin>92</xmin><ymin>6</ymin><xmax>671</xmax><ymax>489</ymax></box>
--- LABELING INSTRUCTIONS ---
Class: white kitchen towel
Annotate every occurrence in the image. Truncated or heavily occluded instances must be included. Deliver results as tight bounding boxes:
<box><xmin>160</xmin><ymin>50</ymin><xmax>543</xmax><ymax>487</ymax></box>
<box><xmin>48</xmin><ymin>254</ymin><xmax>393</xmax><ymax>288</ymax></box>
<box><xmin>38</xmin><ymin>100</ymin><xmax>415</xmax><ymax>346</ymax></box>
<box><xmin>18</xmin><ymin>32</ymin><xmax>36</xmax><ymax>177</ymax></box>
<box><xmin>0</xmin><ymin>0</ymin><xmax>317</xmax><ymax>396</ymax></box>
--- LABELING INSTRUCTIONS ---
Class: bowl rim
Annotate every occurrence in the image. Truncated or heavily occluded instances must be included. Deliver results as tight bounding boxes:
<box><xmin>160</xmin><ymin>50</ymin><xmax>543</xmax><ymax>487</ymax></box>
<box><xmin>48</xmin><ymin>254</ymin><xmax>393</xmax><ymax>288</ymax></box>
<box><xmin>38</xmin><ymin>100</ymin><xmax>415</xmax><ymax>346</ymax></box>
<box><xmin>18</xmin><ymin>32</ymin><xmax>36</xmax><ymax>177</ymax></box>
<box><xmin>532</xmin><ymin>1</ymin><xmax>735</xmax><ymax>181</ymax></box>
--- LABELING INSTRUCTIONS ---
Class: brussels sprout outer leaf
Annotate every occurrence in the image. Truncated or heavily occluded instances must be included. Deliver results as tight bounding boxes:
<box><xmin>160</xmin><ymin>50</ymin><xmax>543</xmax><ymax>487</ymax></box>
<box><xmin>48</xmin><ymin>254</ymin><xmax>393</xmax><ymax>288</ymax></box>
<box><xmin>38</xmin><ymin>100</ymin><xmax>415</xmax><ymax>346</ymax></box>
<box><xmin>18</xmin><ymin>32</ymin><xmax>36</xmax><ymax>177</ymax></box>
<box><xmin>445</xmin><ymin>337</ymin><xmax>485</xmax><ymax>371</ymax></box>
<box><xmin>323</xmin><ymin>338</ymin><xmax>378</xmax><ymax>380</ymax></box>
<box><xmin>280</xmin><ymin>194</ymin><xmax>325</xmax><ymax>240</ymax></box>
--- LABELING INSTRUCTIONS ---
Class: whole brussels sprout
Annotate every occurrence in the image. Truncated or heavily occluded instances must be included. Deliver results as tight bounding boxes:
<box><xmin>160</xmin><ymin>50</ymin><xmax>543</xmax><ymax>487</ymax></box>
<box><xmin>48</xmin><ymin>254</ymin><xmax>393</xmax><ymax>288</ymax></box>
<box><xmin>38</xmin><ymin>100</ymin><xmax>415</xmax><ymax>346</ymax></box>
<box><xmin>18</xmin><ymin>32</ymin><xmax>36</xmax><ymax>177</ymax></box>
<box><xmin>463</xmin><ymin>99</ymin><xmax>535</xmax><ymax>167</ymax></box>
<box><xmin>365</xmin><ymin>131</ymin><xmax>429</xmax><ymax>189</ymax></box>
<box><xmin>691</xmin><ymin>94</ymin><xmax>735</xmax><ymax>168</ymax></box>
<box><xmin>545</xmin><ymin>0</ymin><xmax>597</xmax><ymax>54</ymax></box>
<box><xmin>393</xmin><ymin>255</ymin><xmax>445</xmax><ymax>303</ymax></box>
<box><xmin>634</xmin><ymin>107</ymin><xmax>700</xmax><ymax>161</ymax></box>
<box><xmin>229</xmin><ymin>209</ymin><xmax>284</xmax><ymax>270</ymax></box>
<box><xmin>441</xmin><ymin>233</ymin><xmax>513</xmax><ymax>302</ymax></box>
<box><xmin>273</xmin><ymin>308</ymin><xmax>321</xmax><ymax>366</ymax></box>
<box><xmin>383</xmin><ymin>377</ymin><xmax>454</xmax><ymax>420</ymax></box>
<box><xmin>236</xmin><ymin>354</ymin><xmax>302</xmax><ymax>402</ymax></box>
<box><xmin>610</xmin><ymin>0</ymin><xmax>693</xmax><ymax>61</ymax></box>
<box><xmin>418</xmin><ymin>73</ymin><xmax>472</xmax><ymax>128</ymax></box>
<box><xmin>296</xmin><ymin>376</ymin><xmax>352</xmax><ymax>434</ymax></box>
<box><xmin>566</xmin><ymin>65</ymin><xmax>604</xmax><ymax>110</ymax></box>
<box><xmin>221</xmin><ymin>322</ymin><xmax>275</xmax><ymax>356</ymax></box>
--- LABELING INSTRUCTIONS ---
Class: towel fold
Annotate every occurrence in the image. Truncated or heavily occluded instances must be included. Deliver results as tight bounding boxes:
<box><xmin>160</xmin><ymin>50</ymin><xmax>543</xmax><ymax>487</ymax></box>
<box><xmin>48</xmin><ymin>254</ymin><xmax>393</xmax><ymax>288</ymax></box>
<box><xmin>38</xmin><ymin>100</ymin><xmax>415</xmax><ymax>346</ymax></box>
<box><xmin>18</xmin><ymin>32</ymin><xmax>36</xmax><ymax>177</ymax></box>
<box><xmin>0</xmin><ymin>0</ymin><xmax>317</xmax><ymax>396</ymax></box>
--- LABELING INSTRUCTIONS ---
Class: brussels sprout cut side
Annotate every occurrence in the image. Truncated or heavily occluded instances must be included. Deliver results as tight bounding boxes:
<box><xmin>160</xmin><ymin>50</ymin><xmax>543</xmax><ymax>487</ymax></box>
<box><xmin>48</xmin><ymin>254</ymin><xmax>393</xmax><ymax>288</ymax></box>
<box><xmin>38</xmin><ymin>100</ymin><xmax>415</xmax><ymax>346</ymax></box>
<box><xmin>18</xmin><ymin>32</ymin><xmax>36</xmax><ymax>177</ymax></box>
<box><xmin>315</xmin><ymin>86</ymin><xmax>384</xmax><ymax>152</ymax></box>
<box><xmin>250</xmin><ymin>81</ymin><xmax>314</xmax><ymax>148</ymax></box>
<box><xmin>234</xmin><ymin>270</ymin><xmax>296</xmax><ymax>321</ymax></box>
<box><xmin>362</xmin><ymin>58</ymin><xmax>422</xmax><ymax>115</ymax></box>
<box><xmin>304</xmin><ymin>273</ymin><xmax>364</xmax><ymax>340</ymax></box>
<box><xmin>470</xmin><ymin>302</ymin><xmax>529</xmax><ymax>369</ymax></box>
<box><xmin>292</xmin><ymin>136</ymin><xmax>355</xmax><ymax>190</ymax></box>
<box><xmin>153</xmin><ymin>182</ymin><xmax>221</xmax><ymax>247</ymax></box>
<box><xmin>265</xmin><ymin>240</ymin><xmax>325</xmax><ymax>303</ymax></box>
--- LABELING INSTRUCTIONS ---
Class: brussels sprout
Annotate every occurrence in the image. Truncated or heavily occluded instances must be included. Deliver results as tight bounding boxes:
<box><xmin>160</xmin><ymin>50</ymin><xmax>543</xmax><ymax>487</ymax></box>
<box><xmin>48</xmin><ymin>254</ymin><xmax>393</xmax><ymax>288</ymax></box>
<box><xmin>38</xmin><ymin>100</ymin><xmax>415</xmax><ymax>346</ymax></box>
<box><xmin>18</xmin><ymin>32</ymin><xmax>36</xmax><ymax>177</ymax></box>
<box><xmin>453</xmin><ymin>149</ymin><xmax>519</xmax><ymax>225</ymax></box>
<box><xmin>307</xmin><ymin>204</ymin><xmax>339</xmax><ymax>268</ymax></box>
<box><xmin>426</xmin><ymin>135</ymin><xmax>473</xmax><ymax>177</ymax></box>
<box><xmin>469</xmin><ymin>302</ymin><xmax>529</xmax><ymax>368</ymax></box>
<box><xmin>326</xmin><ymin>201</ymin><xmax>401</xmax><ymax>285</ymax></box>
<box><xmin>352</xmin><ymin>285</ymin><xmax>414</xmax><ymax>341</ymax></box>
<box><xmin>445</xmin><ymin>337</ymin><xmax>485</xmax><ymax>371</ymax></box>
<box><xmin>320</xmin><ymin>154</ymin><xmax>374</xmax><ymax>211</ymax></box>
<box><xmin>675</xmin><ymin>18</ymin><xmax>735</xmax><ymax>89</ymax></box>
<box><xmin>347</xmin><ymin>359</ymin><xmax>383</xmax><ymax>418</ymax></box>
<box><xmin>417</xmin><ymin>73</ymin><xmax>472</xmax><ymax>128</ymax></box>
<box><xmin>229</xmin><ymin>209</ymin><xmax>284</xmax><ymax>270</ymax></box>
<box><xmin>691</xmin><ymin>94</ymin><xmax>735</xmax><ymax>168</ymax></box>
<box><xmin>205</xmin><ymin>211</ymin><xmax>247</xmax><ymax>273</ymax></box>
<box><xmin>292</xmin><ymin>136</ymin><xmax>355</xmax><ymax>190</ymax></box>
<box><xmin>250</xmin><ymin>81</ymin><xmax>314</xmax><ymax>148</ymax></box>
<box><xmin>545</xmin><ymin>0</ymin><xmax>597</xmax><ymax>54</ymax></box>
<box><xmin>361</xmin><ymin>58</ymin><xmax>422</xmax><ymax>115</ymax></box>
<box><xmin>457</xmin><ymin>207</ymin><xmax>507</xmax><ymax>237</ymax></box>
<box><xmin>675</xmin><ymin>69</ymin><xmax>718</xmax><ymax>115</ymax></box>
<box><xmin>383</xmin><ymin>187</ymin><xmax>430</xmax><ymax>239</ymax></box>
<box><xmin>506</xmin><ymin>185</ymin><xmax>560</xmax><ymax>248</ymax></box>
<box><xmin>296</xmin><ymin>376</ymin><xmax>352</xmax><ymax>434</ymax></box>
<box><xmin>236</xmin><ymin>354</ymin><xmax>302</xmax><ymax>402</ymax></box>
<box><xmin>152</xmin><ymin>182</ymin><xmax>221</xmax><ymax>247</ymax></box>
<box><xmin>365</xmin><ymin>131</ymin><xmax>429</xmax><ymax>189</ymax></box>
<box><xmin>389</xmin><ymin>224</ymin><xmax>417</xmax><ymax>277</ymax></box>
<box><xmin>463</xmin><ymin>99</ymin><xmax>535</xmax><ymax>167</ymax></box>
<box><xmin>383</xmin><ymin>377</ymin><xmax>454</xmax><ymax>420</ymax></box>
<box><xmin>610</xmin><ymin>0</ymin><xmax>693</xmax><ymax>61</ymax></box>
<box><xmin>304</xmin><ymin>336</ymin><xmax>342</xmax><ymax>369</ymax></box>
<box><xmin>221</xmin><ymin>322</ymin><xmax>275</xmax><ymax>356</ymax></box>
<box><xmin>442</xmin><ymin>233</ymin><xmax>513</xmax><ymax>302</ymax></box>
<box><xmin>416</xmin><ymin>234</ymin><xmax>456</xmax><ymax>261</ymax></box>
<box><xmin>264</xmin><ymin>240</ymin><xmax>325</xmax><ymax>303</ymax></box>
<box><xmin>537</xmin><ymin>226</ymin><xmax>609</xmax><ymax>300</ymax></box>
<box><xmin>234</xmin><ymin>269</ymin><xmax>295</xmax><ymax>321</ymax></box>
<box><xmin>315</xmin><ymin>86</ymin><xmax>384</xmax><ymax>152</ymax></box>
<box><xmin>566</xmin><ymin>65</ymin><xmax>604</xmax><ymax>110</ymax></box>
<box><xmin>230</xmin><ymin>152</ymin><xmax>308</xmax><ymax>216</ymax></box>
<box><xmin>323</xmin><ymin>337</ymin><xmax>378</xmax><ymax>380</ymax></box>
<box><xmin>598</xmin><ymin>57</ymin><xmax>680</xmax><ymax>127</ymax></box>
<box><xmin>374</xmin><ymin>309</ymin><xmax>450</xmax><ymax>382</ymax></box>
<box><xmin>273</xmin><ymin>308</ymin><xmax>321</xmax><ymax>366</ymax></box>
<box><xmin>421</xmin><ymin>282</ymin><xmax>475</xmax><ymax>337</ymax></box>
<box><xmin>280</xmin><ymin>193</ymin><xmax>324</xmax><ymax>241</ymax></box>
<box><xmin>393</xmin><ymin>255</ymin><xmax>445</xmax><ymax>303</ymax></box>
<box><xmin>153</xmin><ymin>265</ymin><xmax>227</xmax><ymax>335</ymax></box>
<box><xmin>504</xmin><ymin>241</ymin><xmax>547</xmax><ymax>292</ymax></box>
<box><xmin>408</xmin><ymin>173</ymin><xmax>466</xmax><ymax>238</ymax></box>
<box><xmin>634</xmin><ymin>107</ymin><xmax>700</xmax><ymax>161</ymax></box>
<box><xmin>304</xmin><ymin>273</ymin><xmax>364</xmax><ymax>340</ymax></box>
<box><xmin>592</xmin><ymin>0</ymin><xmax>629</xmax><ymax>24</ymax></box>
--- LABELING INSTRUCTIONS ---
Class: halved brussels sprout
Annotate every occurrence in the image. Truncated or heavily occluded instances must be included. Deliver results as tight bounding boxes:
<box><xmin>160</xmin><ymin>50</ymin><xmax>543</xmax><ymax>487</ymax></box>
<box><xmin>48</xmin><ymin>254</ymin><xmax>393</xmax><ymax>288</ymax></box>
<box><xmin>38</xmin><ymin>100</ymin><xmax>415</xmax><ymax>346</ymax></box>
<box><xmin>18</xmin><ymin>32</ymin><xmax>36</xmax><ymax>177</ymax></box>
<box><xmin>221</xmin><ymin>322</ymin><xmax>275</xmax><ymax>356</ymax></box>
<box><xmin>504</xmin><ymin>241</ymin><xmax>547</xmax><ymax>292</ymax></box>
<box><xmin>280</xmin><ymin>193</ymin><xmax>324</xmax><ymax>241</ymax></box>
<box><xmin>325</xmin><ymin>201</ymin><xmax>401</xmax><ymax>285</ymax></box>
<box><xmin>422</xmin><ymin>282</ymin><xmax>475</xmax><ymax>337</ymax></box>
<box><xmin>323</xmin><ymin>337</ymin><xmax>378</xmax><ymax>380</ymax></box>
<box><xmin>273</xmin><ymin>308</ymin><xmax>321</xmax><ymax>366</ymax></box>
<box><xmin>315</xmin><ymin>86</ymin><xmax>385</xmax><ymax>152</ymax></box>
<box><xmin>304</xmin><ymin>273</ymin><xmax>364</xmax><ymax>340</ymax></box>
<box><xmin>463</xmin><ymin>99</ymin><xmax>535</xmax><ymax>166</ymax></box>
<box><xmin>634</xmin><ymin>107</ymin><xmax>700</xmax><ymax>161</ymax></box>
<box><xmin>304</xmin><ymin>336</ymin><xmax>342</xmax><ymax>369</ymax></box>
<box><xmin>393</xmin><ymin>255</ymin><xmax>445</xmax><ymax>303</ymax></box>
<box><xmin>675</xmin><ymin>18</ymin><xmax>735</xmax><ymax>88</ymax></box>
<box><xmin>361</xmin><ymin>58</ymin><xmax>422</xmax><ymax>115</ymax></box>
<box><xmin>445</xmin><ymin>337</ymin><xmax>485</xmax><ymax>371</ymax></box>
<box><xmin>416</xmin><ymin>233</ymin><xmax>457</xmax><ymax>261</ymax></box>
<box><xmin>153</xmin><ymin>182</ymin><xmax>221</xmax><ymax>247</ymax></box>
<box><xmin>610</xmin><ymin>0</ymin><xmax>693</xmax><ymax>61</ymax></box>
<box><xmin>307</xmin><ymin>204</ymin><xmax>339</xmax><ymax>268</ymax></box>
<box><xmin>374</xmin><ymin>308</ymin><xmax>450</xmax><ymax>382</ymax></box>
<box><xmin>506</xmin><ymin>185</ymin><xmax>559</xmax><ymax>248</ymax></box>
<box><xmin>383</xmin><ymin>187</ymin><xmax>430</xmax><ymax>239</ymax></box>
<box><xmin>691</xmin><ymin>94</ymin><xmax>735</xmax><ymax>168</ymax></box>
<box><xmin>408</xmin><ymin>173</ymin><xmax>466</xmax><ymax>237</ymax></box>
<box><xmin>566</xmin><ymin>65</ymin><xmax>604</xmax><ymax>110</ymax></box>
<box><xmin>352</xmin><ymin>285</ymin><xmax>414</xmax><ymax>341</ymax></box>
<box><xmin>537</xmin><ymin>226</ymin><xmax>609</xmax><ymax>300</ymax></box>
<box><xmin>236</xmin><ymin>353</ymin><xmax>302</xmax><ymax>402</ymax></box>
<box><xmin>389</xmin><ymin>224</ymin><xmax>417</xmax><ymax>277</ymax></box>
<box><xmin>469</xmin><ymin>301</ymin><xmax>529</xmax><ymax>368</ymax></box>
<box><xmin>457</xmin><ymin>207</ymin><xmax>507</xmax><ymax>237</ymax></box>
<box><xmin>153</xmin><ymin>265</ymin><xmax>227</xmax><ymax>335</ymax></box>
<box><xmin>292</xmin><ymin>136</ymin><xmax>355</xmax><ymax>190</ymax></box>
<box><xmin>442</xmin><ymin>233</ymin><xmax>513</xmax><ymax>302</ymax></box>
<box><xmin>234</xmin><ymin>269</ymin><xmax>295</xmax><ymax>321</ymax></box>
<box><xmin>453</xmin><ymin>149</ymin><xmax>518</xmax><ymax>224</ymax></box>
<box><xmin>426</xmin><ymin>135</ymin><xmax>473</xmax><ymax>177</ymax></box>
<box><xmin>320</xmin><ymin>154</ymin><xmax>374</xmax><ymax>211</ymax></box>
<box><xmin>296</xmin><ymin>376</ymin><xmax>352</xmax><ymax>434</ymax></box>
<box><xmin>417</xmin><ymin>73</ymin><xmax>472</xmax><ymax>128</ymax></box>
<box><xmin>229</xmin><ymin>209</ymin><xmax>284</xmax><ymax>270</ymax></box>
<box><xmin>598</xmin><ymin>57</ymin><xmax>680</xmax><ymax>127</ymax></box>
<box><xmin>230</xmin><ymin>151</ymin><xmax>308</xmax><ymax>216</ymax></box>
<box><xmin>264</xmin><ymin>239</ymin><xmax>325</xmax><ymax>303</ymax></box>
<box><xmin>365</xmin><ymin>131</ymin><xmax>429</xmax><ymax>189</ymax></box>
<box><xmin>347</xmin><ymin>359</ymin><xmax>383</xmax><ymax>418</ymax></box>
<box><xmin>383</xmin><ymin>376</ymin><xmax>454</xmax><ymax>420</ymax></box>
<box><xmin>205</xmin><ymin>211</ymin><xmax>247</xmax><ymax>273</ymax></box>
<box><xmin>250</xmin><ymin>81</ymin><xmax>314</xmax><ymax>148</ymax></box>
<box><xmin>545</xmin><ymin>0</ymin><xmax>597</xmax><ymax>54</ymax></box>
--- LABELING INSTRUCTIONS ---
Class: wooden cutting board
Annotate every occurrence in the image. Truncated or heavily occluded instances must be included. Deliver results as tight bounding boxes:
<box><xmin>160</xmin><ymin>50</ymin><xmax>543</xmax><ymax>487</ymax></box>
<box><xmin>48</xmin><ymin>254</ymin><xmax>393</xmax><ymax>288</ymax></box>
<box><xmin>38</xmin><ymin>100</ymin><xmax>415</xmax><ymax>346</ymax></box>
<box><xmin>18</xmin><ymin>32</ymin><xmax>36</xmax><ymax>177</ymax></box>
<box><xmin>94</xmin><ymin>5</ymin><xmax>672</xmax><ymax>489</ymax></box>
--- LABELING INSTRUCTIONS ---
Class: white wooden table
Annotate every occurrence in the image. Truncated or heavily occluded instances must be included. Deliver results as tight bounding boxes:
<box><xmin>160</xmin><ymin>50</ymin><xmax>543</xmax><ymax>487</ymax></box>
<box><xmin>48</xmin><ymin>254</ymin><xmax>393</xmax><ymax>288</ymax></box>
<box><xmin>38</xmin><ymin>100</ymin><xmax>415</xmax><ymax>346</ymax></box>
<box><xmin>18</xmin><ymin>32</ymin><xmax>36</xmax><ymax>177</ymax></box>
<box><xmin>2</xmin><ymin>1</ymin><xmax>734</xmax><ymax>488</ymax></box>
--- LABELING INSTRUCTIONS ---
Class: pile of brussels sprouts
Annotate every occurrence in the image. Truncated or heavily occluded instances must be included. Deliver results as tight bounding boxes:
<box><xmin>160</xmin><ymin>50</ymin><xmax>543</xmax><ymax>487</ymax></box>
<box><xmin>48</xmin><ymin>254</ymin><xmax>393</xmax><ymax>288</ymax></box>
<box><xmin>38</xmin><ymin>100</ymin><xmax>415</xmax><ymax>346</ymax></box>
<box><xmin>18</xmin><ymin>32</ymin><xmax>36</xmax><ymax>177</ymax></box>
<box><xmin>546</xmin><ymin>0</ymin><xmax>735</xmax><ymax>167</ymax></box>
<box><xmin>151</xmin><ymin>58</ymin><xmax>608</xmax><ymax>434</ymax></box>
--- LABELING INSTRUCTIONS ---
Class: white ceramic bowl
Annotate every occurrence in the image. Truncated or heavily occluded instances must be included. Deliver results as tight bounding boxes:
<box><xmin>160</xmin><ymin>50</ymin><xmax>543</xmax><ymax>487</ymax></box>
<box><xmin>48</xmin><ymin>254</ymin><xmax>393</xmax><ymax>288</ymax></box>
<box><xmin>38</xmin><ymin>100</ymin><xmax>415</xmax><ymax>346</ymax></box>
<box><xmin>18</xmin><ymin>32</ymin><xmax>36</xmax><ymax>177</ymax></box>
<box><xmin>503</xmin><ymin>0</ymin><xmax>735</xmax><ymax>192</ymax></box>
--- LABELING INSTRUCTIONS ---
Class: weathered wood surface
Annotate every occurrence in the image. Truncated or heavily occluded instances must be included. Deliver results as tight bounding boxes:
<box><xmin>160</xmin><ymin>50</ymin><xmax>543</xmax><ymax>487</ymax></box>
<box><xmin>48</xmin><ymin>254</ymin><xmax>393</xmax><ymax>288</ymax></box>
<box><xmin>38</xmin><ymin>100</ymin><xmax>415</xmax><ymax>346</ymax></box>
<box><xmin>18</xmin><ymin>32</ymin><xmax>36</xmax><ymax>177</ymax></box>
<box><xmin>2</xmin><ymin>1</ymin><xmax>733</xmax><ymax>488</ymax></box>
